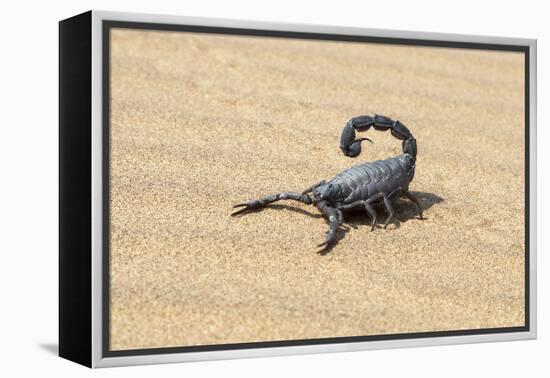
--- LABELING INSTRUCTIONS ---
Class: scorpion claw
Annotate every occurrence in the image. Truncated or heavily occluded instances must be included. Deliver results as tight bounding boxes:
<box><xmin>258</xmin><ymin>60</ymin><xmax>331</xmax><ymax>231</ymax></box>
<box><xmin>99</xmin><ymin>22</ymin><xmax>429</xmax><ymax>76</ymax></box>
<box><xmin>230</xmin><ymin>206</ymin><xmax>249</xmax><ymax>217</ymax></box>
<box><xmin>316</xmin><ymin>232</ymin><xmax>337</xmax><ymax>249</ymax></box>
<box><xmin>317</xmin><ymin>240</ymin><xmax>331</xmax><ymax>249</ymax></box>
<box><xmin>230</xmin><ymin>200</ymin><xmax>264</xmax><ymax>216</ymax></box>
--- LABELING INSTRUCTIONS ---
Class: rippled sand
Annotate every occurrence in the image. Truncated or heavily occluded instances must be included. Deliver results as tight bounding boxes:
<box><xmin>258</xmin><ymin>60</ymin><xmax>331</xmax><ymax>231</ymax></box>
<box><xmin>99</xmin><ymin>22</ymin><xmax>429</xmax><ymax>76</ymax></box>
<box><xmin>108</xmin><ymin>28</ymin><xmax>525</xmax><ymax>350</ymax></box>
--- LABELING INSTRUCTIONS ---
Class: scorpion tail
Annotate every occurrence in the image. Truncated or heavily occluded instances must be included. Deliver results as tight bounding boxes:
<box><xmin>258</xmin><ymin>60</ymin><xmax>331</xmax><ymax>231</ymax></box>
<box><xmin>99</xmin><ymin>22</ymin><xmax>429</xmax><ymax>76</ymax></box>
<box><xmin>340</xmin><ymin>114</ymin><xmax>417</xmax><ymax>161</ymax></box>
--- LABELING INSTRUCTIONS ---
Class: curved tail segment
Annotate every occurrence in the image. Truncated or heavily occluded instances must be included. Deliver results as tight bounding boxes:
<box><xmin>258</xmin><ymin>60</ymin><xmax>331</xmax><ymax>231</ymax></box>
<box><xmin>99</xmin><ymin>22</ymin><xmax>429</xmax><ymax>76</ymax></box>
<box><xmin>339</xmin><ymin>115</ymin><xmax>417</xmax><ymax>161</ymax></box>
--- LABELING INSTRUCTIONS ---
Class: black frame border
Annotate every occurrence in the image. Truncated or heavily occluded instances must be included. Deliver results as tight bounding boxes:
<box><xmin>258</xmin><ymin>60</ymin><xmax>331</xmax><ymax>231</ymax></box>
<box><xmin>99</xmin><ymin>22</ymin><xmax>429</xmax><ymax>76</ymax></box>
<box><xmin>101</xmin><ymin>20</ymin><xmax>531</xmax><ymax>358</ymax></box>
<box><xmin>59</xmin><ymin>11</ymin><xmax>93</xmax><ymax>367</ymax></box>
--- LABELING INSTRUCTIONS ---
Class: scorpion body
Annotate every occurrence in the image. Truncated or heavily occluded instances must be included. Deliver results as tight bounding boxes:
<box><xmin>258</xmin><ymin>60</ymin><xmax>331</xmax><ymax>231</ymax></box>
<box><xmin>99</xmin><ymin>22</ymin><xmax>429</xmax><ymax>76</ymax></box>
<box><xmin>232</xmin><ymin>114</ymin><xmax>423</xmax><ymax>251</ymax></box>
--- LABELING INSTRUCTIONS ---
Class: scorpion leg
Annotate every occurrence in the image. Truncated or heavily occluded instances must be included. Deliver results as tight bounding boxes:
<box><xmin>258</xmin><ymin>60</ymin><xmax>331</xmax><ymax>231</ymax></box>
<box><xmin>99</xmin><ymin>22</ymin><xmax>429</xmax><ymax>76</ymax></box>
<box><xmin>301</xmin><ymin>180</ymin><xmax>326</xmax><ymax>195</ymax></box>
<box><xmin>339</xmin><ymin>200</ymin><xmax>363</xmax><ymax>211</ymax></box>
<box><xmin>339</xmin><ymin>200</ymin><xmax>378</xmax><ymax>231</ymax></box>
<box><xmin>364</xmin><ymin>203</ymin><xmax>378</xmax><ymax>231</ymax></box>
<box><xmin>231</xmin><ymin>192</ymin><xmax>312</xmax><ymax>216</ymax></box>
<box><xmin>365</xmin><ymin>193</ymin><xmax>386</xmax><ymax>230</ymax></box>
<box><xmin>402</xmin><ymin>191</ymin><xmax>424</xmax><ymax>220</ymax></box>
<box><xmin>316</xmin><ymin>201</ymin><xmax>343</xmax><ymax>249</ymax></box>
<box><xmin>381</xmin><ymin>194</ymin><xmax>397</xmax><ymax>229</ymax></box>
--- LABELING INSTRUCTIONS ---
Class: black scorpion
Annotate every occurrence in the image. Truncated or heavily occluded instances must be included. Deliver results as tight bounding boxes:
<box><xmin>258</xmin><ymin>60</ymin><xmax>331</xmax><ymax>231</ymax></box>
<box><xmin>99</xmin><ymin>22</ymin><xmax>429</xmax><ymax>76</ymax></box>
<box><xmin>231</xmin><ymin>115</ymin><xmax>423</xmax><ymax>251</ymax></box>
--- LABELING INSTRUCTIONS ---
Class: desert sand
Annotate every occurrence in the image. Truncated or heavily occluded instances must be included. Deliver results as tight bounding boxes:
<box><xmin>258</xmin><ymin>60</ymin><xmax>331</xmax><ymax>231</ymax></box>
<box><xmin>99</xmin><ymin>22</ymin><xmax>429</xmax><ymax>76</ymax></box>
<box><xmin>108</xmin><ymin>28</ymin><xmax>526</xmax><ymax>350</ymax></box>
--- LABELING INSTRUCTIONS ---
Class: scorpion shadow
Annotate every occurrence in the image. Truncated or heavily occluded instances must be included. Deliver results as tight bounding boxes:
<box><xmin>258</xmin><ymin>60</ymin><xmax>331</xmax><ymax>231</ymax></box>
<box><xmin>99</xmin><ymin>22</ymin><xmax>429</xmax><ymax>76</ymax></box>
<box><xmin>269</xmin><ymin>192</ymin><xmax>444</xmax><ymax>255</ymax></box>
<box><xmin>345</xmin><ymin>191</ymin><xmax>444</xmax><ymax>228</ymax></box>
<box><xmin>323</xmin><ymin>191</ymin><xmax>444</xmax><ymax>254</ymax></box>
<box><xmin>239</xmin><ymin>192</ymin><xmax>443</xmax><ymax>255</ymax></box>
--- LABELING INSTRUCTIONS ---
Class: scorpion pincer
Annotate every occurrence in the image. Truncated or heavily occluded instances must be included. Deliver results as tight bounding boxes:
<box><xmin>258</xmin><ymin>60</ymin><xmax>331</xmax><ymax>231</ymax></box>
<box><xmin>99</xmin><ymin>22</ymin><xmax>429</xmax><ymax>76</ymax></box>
<box><xmin>231</xmin><ymin>114</ymin><xmax>424</xmax><ymax>252</ymax></box>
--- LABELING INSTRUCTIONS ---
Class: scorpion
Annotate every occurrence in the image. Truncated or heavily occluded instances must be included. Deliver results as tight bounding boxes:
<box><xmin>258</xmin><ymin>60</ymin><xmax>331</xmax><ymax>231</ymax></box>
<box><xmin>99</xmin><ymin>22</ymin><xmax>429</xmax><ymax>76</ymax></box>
<box><xmin>231</xmin><ymin>114</ymin><xmax>423</xmax><ymax>252</ymax></box>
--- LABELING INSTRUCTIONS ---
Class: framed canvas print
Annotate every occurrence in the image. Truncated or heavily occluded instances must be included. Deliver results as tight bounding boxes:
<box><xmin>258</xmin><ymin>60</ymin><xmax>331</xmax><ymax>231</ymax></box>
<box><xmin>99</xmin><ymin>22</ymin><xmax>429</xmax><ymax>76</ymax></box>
<box><xmin>59</xmin><ymin>10</ymin><xmax>537</xmax><ymax>368</ymax></box>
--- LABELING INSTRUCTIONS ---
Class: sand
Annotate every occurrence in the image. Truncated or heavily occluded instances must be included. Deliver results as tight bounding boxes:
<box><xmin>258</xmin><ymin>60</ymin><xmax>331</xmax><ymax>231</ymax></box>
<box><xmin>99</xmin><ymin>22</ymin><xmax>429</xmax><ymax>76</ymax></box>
<box><xmin>108</xmin><ymin>28</ymin><xmax>526</xmax><ymax>351</ymax></box>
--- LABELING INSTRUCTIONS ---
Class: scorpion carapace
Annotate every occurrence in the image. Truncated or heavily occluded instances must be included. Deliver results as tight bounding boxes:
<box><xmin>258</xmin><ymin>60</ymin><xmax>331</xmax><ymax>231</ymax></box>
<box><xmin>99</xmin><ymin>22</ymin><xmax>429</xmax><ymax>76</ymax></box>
<box><xmin>232</xmin><ymin>114</ymin><xmax>423</xmax><ymax>252</ymax></box>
